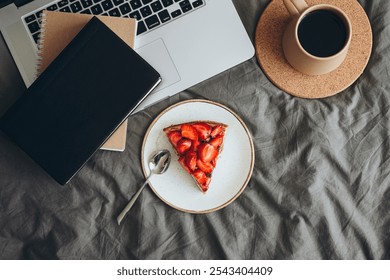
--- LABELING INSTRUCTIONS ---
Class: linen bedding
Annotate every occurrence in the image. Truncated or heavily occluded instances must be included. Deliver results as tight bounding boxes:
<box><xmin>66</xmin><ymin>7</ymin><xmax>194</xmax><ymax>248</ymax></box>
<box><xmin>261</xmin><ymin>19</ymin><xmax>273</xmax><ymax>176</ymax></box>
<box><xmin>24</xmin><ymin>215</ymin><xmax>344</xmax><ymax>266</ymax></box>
<box><xmin>0</xmin><ymin>0</ymin><xmax>388</xmax><ymax>259</ymax></box>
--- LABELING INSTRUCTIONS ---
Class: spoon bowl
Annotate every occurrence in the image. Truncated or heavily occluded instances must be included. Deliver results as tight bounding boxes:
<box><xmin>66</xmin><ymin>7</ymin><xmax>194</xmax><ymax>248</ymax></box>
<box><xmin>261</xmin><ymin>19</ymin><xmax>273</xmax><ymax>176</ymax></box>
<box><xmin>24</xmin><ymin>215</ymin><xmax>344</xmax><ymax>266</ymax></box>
<box><xmin>117</xmin><ymin>149</ymin><xmax>171</xmax><ymax>225</ymax></box>
<box><xmin>149</xmin><ymin>149</ymin><xmax>171</xmax><ymax>175</ymax></box>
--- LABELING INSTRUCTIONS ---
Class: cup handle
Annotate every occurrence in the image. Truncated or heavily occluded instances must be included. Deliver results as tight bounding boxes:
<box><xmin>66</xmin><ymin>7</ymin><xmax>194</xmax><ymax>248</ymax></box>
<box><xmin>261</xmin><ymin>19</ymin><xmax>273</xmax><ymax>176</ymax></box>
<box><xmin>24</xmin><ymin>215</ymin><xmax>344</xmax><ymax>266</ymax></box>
<box><xmin>283</xmin><ymin>0</ymin><xmax>309</xmax><ymax>16</ymax></box>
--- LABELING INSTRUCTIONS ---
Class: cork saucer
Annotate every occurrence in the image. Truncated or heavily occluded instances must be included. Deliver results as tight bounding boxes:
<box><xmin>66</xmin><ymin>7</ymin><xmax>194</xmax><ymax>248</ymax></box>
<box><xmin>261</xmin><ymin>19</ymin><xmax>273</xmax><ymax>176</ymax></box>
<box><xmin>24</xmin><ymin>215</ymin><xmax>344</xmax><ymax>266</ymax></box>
<box><xmin>255</xmin><ymin>0</ymin><xmax>372</xmax><ymax>98</ymax></box>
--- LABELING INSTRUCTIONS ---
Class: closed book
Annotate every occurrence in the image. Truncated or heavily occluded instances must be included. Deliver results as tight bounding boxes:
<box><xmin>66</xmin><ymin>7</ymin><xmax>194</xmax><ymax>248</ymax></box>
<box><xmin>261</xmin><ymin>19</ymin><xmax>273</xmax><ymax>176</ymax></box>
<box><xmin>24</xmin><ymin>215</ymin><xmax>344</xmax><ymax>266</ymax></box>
<box><xmin>0</xmin><ymin>17</ymin><xmax>161</xmax><ymax>185</ymax></box>
<box><xmin>37</xmin><ymin>11</ymin><xmax>138</xmax><ymax>151</ymax></box>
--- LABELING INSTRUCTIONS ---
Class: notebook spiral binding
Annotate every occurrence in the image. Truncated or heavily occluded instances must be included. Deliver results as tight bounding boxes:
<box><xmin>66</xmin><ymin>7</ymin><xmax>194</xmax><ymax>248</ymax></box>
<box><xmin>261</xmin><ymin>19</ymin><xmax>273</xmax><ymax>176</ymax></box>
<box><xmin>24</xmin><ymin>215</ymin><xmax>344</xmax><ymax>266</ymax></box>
<box><xmin>35</xmin><ymin>10</ymin><xmax>48</xmax><ymax>78</ymax></box>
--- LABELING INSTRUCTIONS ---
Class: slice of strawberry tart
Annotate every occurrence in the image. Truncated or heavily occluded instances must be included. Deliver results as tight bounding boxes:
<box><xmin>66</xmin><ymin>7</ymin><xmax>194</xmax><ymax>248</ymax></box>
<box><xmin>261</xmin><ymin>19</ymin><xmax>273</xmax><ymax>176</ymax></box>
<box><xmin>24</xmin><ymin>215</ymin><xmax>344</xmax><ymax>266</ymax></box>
<box><xmin>163</xmin><ymin>121</ymin><xmax>227</xmax><ymax>192</ymax></box>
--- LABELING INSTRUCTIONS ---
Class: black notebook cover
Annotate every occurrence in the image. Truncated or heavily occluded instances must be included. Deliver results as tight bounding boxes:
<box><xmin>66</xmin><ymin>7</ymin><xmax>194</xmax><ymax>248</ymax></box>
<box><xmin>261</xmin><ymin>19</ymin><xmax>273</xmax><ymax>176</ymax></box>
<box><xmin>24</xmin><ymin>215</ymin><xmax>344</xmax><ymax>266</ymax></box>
<box><xmin>0</xmin><ymin>17</ymin><xmax>161</xmax><ymax>185</ymax></box>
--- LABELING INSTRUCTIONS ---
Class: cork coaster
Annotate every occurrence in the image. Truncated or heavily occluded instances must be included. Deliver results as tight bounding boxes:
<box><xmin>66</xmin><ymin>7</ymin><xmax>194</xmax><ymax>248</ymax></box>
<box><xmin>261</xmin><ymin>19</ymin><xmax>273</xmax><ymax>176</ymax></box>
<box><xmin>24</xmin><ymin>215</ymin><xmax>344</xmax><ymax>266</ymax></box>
<box><xmin>255</xmin><ymin>0</ymin><xmax>372</xmax><ymax>98</ymax></box>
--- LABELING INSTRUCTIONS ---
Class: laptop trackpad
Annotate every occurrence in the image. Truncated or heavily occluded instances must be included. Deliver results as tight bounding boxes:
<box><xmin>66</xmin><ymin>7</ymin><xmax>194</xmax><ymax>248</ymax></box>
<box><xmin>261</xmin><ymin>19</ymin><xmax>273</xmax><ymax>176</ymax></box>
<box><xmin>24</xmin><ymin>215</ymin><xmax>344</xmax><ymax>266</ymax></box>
<box><xmin>135</xmin><ymin>38</ymin><xmax>181</xmax><ymax>92</ymax></box>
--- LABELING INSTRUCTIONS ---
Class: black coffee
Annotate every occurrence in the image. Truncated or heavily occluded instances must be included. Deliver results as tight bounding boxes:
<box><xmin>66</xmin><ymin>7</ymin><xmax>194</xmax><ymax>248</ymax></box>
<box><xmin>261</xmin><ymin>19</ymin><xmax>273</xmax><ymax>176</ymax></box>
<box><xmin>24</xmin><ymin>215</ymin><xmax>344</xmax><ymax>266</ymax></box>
<box><xmin>298</xmin><ymin>10</ymin><xmax>348</xmax><ymax>57</ymax></box>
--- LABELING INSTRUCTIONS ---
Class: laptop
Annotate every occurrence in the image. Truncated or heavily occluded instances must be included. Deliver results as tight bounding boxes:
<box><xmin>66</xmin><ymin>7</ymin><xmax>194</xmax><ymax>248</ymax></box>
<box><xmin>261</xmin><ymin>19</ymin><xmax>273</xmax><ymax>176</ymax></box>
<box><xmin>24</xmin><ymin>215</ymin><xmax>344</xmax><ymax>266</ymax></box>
<box><xmin>0</xmin><ymin>0</ymin><xmax>254</xmax><ymax>111</ymax></box>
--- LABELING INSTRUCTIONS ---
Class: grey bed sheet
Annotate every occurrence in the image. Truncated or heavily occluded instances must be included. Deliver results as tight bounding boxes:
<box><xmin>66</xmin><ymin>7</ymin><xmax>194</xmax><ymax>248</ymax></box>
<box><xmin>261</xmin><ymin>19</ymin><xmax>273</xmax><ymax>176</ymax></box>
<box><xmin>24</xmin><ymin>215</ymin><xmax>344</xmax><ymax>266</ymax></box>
<box><xmin>0</xmin><ymin>0</ymin><xmax>389</xmax><ymax>259</ymax></box>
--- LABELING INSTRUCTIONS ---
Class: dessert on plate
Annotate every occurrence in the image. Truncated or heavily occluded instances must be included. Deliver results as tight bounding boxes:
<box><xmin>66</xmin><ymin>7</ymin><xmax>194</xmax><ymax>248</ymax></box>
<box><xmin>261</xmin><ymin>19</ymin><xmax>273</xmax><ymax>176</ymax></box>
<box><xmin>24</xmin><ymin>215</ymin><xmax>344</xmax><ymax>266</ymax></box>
<box><xmin>164</xmin><ymin>121</ymin><xmax>227</xmax><ymax>192</ymax></box>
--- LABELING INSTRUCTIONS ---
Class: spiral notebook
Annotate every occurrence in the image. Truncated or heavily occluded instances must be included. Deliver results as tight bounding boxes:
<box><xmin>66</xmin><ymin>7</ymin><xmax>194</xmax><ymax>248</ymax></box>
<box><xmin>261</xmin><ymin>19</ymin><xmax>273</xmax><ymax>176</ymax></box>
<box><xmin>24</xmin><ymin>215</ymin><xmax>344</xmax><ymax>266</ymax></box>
<box><xmin>36</xmin><ymin>11</ymin><xmax>137</xmax><ymax>151</ymax></box>
<box><xmin>0</xmin><ymin>17</ymin><xmax>161</xmax><ymax>184</ymax></box>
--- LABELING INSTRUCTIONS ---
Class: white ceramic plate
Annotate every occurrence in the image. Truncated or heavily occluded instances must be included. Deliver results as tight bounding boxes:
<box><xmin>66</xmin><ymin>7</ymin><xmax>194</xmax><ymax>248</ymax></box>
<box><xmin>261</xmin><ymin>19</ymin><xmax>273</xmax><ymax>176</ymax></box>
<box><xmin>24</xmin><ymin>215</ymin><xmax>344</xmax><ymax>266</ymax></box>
<box><xmin>141</xmin><ymin>99</ymin><xmax>255</xmax><ymax>213</ymax></box>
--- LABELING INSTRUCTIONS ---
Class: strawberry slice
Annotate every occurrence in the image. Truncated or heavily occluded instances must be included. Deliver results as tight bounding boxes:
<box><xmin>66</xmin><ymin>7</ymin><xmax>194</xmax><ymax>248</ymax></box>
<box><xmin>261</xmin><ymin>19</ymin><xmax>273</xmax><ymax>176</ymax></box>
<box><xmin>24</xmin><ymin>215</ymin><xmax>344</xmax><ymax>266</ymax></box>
<box><xmin>198</xmin><ymin>143</ymin><xmax>218</xmax><ymax>163</ymax></box>
<box><xmin>167</xmin><ymin>131</ymin><xmax>182</xmax><ymax>146</ymax></box>
<box><xmin>185</xmin><ymin>151</ymin><xmax>197</xmax><ymax>171</ymax></box>
<box><xmin>181</xmin><ymin>124</ymin><xmax>198</xmax><ymax>141</ymax></box>
<box><xmin>209</xmin><ymin>135</ymin><xmax>224</xmax><ymax>148</ymax></box>
<box><xmin>192</xmin><ymin>122</ymin><xmax>212</xmax><ymax>140</ymax></box>
<box><xmin>176</xmin><ymin>139</ymin><xmax>192</xmax><ymax>154</ymax></box>
<box><xmin>211</xmin><ymin>125</ymin><xmax>224</xmax><ymax>138</ymax></box>
<box><xmin>204</xmin><ymin>177</ymin><xmax>211</xmax><ymax>191</ymax></box>
<box><xmin>178</xmin><ymin>156</ymin><xmax>191</xmax><ymax>173</ymax></box>
<box><xmin>192</xmin><ymin>140</ymin><xmax>201</xmax><ymax>151</ymax></box>
<box><xmin>211</xmin><ymin>157</ymin><xmax>218</xmax><ymax>167</ymax></box>
<box><xmin>196</xmin><ymin>159</ymin><xmax>213</xmax><ymax>174</ymax></box>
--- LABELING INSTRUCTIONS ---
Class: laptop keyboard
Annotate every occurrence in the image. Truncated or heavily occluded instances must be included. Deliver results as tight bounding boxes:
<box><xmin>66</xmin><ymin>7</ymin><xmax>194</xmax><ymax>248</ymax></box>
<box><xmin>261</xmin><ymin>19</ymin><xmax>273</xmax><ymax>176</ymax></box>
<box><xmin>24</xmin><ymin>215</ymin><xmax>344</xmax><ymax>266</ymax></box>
<box><xmin>23</xmin><ymin>0</ymin><xmax>205</xmax><ymax>45</ymax></box>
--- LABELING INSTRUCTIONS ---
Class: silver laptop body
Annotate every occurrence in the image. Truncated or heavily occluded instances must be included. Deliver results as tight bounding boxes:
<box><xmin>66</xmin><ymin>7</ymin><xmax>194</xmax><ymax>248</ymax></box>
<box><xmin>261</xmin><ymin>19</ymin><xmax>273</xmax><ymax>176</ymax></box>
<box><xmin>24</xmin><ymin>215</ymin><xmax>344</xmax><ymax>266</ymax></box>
<box><xmin>0</xmin><ymin>0</ymin><xmax>254</xmax><ymax>111</ymax></box>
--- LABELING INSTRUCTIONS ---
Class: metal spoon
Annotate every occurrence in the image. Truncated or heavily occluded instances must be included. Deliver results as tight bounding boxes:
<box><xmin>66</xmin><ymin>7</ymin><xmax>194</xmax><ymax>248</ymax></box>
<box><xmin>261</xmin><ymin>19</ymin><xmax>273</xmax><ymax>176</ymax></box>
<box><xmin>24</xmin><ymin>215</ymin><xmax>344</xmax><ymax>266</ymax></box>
<box><xmin>117</xmin><ymin>149</ymin><xmax>171</xmax><ymax>225</ymax></box>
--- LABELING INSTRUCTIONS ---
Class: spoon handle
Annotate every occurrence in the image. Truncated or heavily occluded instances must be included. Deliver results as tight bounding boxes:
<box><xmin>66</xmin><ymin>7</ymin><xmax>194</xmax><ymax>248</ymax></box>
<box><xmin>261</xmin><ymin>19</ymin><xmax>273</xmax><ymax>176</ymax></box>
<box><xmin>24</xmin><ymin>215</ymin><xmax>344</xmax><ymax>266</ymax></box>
<box><xmin>117</xmin><ymin>176</ymin><xmax>151</xmax><ymax>225</ymax></box>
